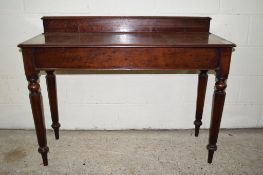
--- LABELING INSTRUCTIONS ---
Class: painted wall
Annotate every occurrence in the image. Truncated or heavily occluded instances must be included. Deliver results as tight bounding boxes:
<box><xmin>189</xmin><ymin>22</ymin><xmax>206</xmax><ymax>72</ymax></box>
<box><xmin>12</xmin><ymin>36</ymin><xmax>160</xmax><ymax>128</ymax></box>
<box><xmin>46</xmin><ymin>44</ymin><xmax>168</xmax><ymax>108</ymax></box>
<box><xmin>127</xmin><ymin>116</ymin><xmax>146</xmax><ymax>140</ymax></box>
<box><xmin>0</xmin><ymin>0</ymin><xmax>263</xmax><ymax>129</ymax></box>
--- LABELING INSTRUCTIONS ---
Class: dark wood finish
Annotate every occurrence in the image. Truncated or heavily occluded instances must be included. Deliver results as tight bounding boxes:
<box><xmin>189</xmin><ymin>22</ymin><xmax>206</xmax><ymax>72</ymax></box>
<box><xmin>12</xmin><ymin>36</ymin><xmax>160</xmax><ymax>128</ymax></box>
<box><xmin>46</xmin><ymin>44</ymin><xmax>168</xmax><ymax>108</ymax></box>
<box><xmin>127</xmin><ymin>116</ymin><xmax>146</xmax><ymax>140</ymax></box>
<box><xmin>18</xmin><ymin>16</ymin><xmax>235</xmax><ymax>166</ymax></box>
<box><xmin>194</xmin><ymin>70</ymin><xmax>208</xmax><ymax>137</ymax></box>
<box><xmin>28</xmin><ymin>76</ymin><xmax>49</xmax><ymax>166</ymax></box>
<box><xmin>46</xmin><ymin>71</ymin><xmax>60</xmax><ymax>139</ymax></box>
<box><xmin>22</xmin><ymin>48</ymin><xmax>49</xmax><ymax>166</ymax></box>
<box><xmin>33</xmin><ymin>48</ymin><xmax>218</xmax><ymax>70</ymax></box>
<box><xmin>18</xmin><ymin>32</ymin><xmax>234</xmax><ymax>48</ymax></box>
<box><xmin>42</xmin><ymin>16</ymin><xmax>211</xmax><ymax>33</ymax></box>
<box><xmin>207</xmin><ymin>47</ymin><xmax>232</xmax><ymax>163</ymax></box>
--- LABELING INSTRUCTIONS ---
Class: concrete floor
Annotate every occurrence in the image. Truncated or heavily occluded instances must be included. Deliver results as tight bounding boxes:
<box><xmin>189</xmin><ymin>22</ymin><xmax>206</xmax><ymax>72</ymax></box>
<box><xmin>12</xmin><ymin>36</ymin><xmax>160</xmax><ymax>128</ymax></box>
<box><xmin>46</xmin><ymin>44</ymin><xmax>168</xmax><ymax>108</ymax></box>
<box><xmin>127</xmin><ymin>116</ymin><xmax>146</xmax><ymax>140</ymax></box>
<box><xmin>0</xmin><ymin>129</ymin><xmax>262</xmax><ymax>175</ymax></box>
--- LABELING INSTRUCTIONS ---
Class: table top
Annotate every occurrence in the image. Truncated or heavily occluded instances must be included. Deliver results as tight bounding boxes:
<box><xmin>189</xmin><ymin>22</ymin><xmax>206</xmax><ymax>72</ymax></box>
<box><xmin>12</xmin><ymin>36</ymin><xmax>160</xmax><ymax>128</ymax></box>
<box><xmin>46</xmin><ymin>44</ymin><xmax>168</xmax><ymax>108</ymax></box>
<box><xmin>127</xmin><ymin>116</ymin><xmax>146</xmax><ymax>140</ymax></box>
<box><xmin>18</xmin><ymin>32</ymin><xmax>235</xmax><ymax>48</ymax></box>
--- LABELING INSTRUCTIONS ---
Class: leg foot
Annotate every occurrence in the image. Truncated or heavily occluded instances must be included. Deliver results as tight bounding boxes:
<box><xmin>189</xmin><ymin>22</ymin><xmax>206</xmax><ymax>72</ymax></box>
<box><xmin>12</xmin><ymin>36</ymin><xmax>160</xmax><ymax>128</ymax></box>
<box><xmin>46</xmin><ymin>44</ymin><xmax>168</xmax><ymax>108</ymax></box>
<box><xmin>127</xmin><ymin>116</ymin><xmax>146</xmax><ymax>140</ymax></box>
<box><xmin>207</xmin><ymin>144</ymin><xmax>217</xmax><ymax>163</ymax></box>
<box><xmin>51</xmin><ymin>123</ymin><xmax>61</xmax><ymax>140</ymax></box>
<box><xmin>194</xmin><ymin>120</ymin><xmax>202</xmax><ymax>137</ymax></box>
<box><xmin>38</xmin><ymin>146</ymin><xmax>49</xmax><ymax>166</ymax></box>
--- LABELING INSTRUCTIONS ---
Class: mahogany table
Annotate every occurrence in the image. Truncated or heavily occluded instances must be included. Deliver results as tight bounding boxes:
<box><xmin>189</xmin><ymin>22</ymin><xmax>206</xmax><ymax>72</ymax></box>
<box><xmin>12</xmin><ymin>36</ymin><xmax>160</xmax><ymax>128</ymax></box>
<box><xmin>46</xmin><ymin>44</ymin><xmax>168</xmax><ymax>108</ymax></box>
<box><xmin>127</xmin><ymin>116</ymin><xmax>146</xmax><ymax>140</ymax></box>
<box><xmin>18</xmin><ymin>16</ymin><xmax>236</xmax><ymax>166</ymax></box>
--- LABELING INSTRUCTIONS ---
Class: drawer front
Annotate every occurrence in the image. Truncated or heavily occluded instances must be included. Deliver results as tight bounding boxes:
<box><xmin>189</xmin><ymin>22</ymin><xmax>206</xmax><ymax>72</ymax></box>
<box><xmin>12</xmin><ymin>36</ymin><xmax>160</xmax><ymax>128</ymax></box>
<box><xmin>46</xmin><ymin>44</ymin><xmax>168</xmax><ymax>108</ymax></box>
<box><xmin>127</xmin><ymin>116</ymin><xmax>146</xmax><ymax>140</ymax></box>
<box><xmin>34</xmin><ymin>47</ymin><xmax>218</xmax><ymax>70</ymax></box>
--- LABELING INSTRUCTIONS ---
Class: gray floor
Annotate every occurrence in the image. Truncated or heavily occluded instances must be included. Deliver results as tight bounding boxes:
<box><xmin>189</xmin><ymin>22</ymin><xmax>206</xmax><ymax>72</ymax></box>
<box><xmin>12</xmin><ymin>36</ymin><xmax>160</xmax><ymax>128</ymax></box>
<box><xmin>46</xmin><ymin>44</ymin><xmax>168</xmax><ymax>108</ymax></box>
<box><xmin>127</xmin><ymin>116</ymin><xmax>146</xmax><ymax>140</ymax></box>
<box><xmin>0</xmin><ymin>129</ymin><xmax>262</xmax><ymax>175</ymax></box>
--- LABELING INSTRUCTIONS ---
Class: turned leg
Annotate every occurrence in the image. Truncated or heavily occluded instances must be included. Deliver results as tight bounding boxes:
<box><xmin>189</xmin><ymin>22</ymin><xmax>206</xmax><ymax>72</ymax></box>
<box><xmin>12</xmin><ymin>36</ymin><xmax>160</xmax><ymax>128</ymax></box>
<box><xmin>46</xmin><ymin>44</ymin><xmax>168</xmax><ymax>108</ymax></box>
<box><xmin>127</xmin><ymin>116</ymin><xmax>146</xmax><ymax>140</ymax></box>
<box><xmin>194</xmin><ymin>70</ymin><xmax>208</xmax><ymax>137</ymax></box>
<box><xmin>46</xmin><ymin>71</ymin><xmax>60</xmax><ymax>140</ymax></box>
<box><xmin>27</xmin><ymin>75</ymin><xmax>49</xmax><ymax>166</ymax></box>
<box><xmin>207</xmin><ymin>76</ymin><xmax>227</xmax><ymax>163</ymax></box>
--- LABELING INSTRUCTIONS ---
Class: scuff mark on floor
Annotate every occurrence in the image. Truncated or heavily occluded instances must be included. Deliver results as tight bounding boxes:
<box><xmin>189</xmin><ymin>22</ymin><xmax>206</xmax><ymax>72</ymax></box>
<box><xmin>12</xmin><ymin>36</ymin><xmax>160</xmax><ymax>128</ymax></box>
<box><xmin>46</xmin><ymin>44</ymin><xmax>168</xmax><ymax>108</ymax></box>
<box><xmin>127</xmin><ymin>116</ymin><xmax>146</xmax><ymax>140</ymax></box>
<box><xmin>4</xmin><ymin>147</ymin><xmax>27</xmax><ymax>163</ymax></box>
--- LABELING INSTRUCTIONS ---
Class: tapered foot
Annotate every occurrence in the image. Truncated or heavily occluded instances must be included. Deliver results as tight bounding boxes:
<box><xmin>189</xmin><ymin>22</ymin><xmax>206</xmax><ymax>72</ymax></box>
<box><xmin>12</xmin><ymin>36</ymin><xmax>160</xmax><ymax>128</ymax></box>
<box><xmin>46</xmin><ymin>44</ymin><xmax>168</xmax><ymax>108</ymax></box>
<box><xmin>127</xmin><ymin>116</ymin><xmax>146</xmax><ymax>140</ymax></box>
<box><xmin>38</xmin><ymin>146</ymin><xmax>49</xmax><ymax>166</ymax></box>
<box><xmin>51</xmin><ymin>123</ymin><xmax>61</xmax><ymax>140</ymax></box>
<box><xmin>207</xmin><ymin>144</ymin><xmax>217</xmax><ymax>164</ymax></box>
<box><xmin>194</xmin><ymin>120</ymin><xmax>202</xmax><ymax>137</ymax></box>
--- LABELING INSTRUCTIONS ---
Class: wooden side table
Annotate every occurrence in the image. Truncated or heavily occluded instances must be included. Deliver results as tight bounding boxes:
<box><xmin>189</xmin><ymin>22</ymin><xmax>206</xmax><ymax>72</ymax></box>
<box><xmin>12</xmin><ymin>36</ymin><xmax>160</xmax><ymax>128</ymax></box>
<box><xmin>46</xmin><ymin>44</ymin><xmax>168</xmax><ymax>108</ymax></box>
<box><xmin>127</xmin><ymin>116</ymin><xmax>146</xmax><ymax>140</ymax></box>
<box><xmin>18</xmin><ymin>16</ymin><xmax>236</xmax><ymax>166</ymax></box>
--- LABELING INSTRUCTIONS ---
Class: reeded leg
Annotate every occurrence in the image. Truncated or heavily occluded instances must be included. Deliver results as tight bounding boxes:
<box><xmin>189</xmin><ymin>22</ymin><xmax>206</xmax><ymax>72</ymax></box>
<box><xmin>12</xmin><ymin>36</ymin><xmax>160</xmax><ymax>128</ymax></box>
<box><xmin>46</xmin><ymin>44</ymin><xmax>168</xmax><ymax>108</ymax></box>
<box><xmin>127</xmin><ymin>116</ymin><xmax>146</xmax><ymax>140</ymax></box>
<box><xmin>27</xmin><ymin>75</ymin><xmax>49</xmax><ymax>166</ymax></box>
<box><xmin>207</xmin><ymin>76</ymin><xmax>227</xmax><ymax>163</ymax></box>
<box><xmin>46</xmin><ymin>71</ymin><xmax>60</xmax><ymax>140</ymax></box>
<box><xmin>194</xmin><ymin>70</ymin><xmax>208</xmax><ymax>137</ymax></box>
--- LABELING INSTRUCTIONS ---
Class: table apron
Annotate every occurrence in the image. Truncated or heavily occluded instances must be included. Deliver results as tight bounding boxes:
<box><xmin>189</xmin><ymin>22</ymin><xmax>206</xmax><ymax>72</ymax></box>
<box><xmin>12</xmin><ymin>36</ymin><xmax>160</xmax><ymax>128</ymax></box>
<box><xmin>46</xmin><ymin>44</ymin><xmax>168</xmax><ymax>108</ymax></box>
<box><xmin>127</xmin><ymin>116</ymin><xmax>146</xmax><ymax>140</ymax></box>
<box><xmin>33</xmin><ymin>47</ymin><xmax>218</xmax><ymax>70</ymax></box>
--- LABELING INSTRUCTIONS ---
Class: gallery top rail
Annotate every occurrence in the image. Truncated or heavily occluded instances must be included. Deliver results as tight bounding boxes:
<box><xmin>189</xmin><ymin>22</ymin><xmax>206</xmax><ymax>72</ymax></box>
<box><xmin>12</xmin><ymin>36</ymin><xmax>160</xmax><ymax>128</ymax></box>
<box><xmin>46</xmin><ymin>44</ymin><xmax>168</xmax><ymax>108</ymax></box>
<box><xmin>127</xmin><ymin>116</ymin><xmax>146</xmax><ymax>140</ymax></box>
<box><xmin>42</xmin><ymin>16</ymin><xmax>211</xmax><ymax>33</ymax></box>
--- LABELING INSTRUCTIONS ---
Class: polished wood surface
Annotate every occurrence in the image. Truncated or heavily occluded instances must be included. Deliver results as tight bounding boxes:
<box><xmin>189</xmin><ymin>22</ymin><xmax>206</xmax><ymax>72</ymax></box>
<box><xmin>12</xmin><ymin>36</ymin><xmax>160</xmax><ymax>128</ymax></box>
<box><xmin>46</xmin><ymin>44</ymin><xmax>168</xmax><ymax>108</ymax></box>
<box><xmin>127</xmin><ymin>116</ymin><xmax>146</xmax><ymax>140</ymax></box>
<box><xmin>19</xmin><ymin>32</ymin><xmax>234</xmax><ymax>48</ymax></box>
<box><xmin>18</xmin><ymin>16</ymin><xmax>235</xmax><ymax>166</ymax></box>
<box><xmin>33</xmin><ymin>47</ymin><xmax>218</xmax><ymax>70</ymax></box>
<box><xmin>42</xmin><ymin>16</ymin><xmax>211</xmax><ymax>33</ymax></box>
<box><xmin>46</xmin><ymin>71</ymin><xmax>60</xmax><ymax>140</ymax></box>
<box><xmin>194</xmin><ymin>70</ymin><xmax>208</xmax><ymax>137</ymax></box>
<box><xmin>207</xmin><ymin>47</ymin><xmax>232</xmax><ymax>163</ymax></box>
